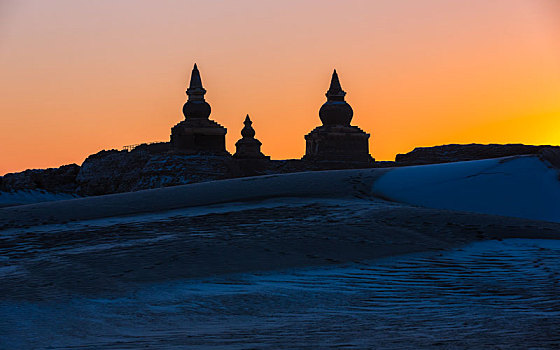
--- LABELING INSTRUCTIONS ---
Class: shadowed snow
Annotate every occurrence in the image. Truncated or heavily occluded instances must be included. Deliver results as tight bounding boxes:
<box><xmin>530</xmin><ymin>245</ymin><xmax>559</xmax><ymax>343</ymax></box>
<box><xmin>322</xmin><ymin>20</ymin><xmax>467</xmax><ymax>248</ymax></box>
<box><xmin>0</xmin><ymin>190</ymin><xmax>78</xmax><ymax>208</ymax></box>
<box><xmin>372</xmin><ymin>156</ymin><xmax>560</xmax><ymax>223</ymax></box>
<box><xmin>1</xmin><ymin>239</ymin><xmax>559</xmax><ymax>349</ymax></box>
<box><xmin>1</xmin><ymin>157</ymin><xmax>559</xmax><ymax>348</ymax></box>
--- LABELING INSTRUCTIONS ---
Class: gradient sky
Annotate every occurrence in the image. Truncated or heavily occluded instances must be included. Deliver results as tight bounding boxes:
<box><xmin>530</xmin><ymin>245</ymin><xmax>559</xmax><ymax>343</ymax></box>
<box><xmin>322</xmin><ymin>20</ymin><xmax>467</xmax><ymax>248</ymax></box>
<box><xmin>1</xmin><ymin>0</ymin><xmax>559</xmax><ymax>175</ymax></box>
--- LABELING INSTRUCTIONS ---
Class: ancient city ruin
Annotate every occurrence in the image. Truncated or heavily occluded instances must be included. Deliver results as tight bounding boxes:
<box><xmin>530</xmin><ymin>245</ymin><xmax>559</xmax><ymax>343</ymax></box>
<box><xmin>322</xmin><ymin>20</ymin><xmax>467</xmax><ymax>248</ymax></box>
<box><xmin>171</xmin><ymin>64</ymin><xmax>373</xmax><ymax>164</ymax></box>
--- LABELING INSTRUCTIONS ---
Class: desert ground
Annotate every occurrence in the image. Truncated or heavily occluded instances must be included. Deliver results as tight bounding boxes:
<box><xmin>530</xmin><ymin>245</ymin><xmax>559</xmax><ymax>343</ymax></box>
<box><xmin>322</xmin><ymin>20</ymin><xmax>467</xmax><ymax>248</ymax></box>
<box><xmin>1</xmin><ymin>155</ymin><xmax>559</xmax><ymax>349</ymax></box>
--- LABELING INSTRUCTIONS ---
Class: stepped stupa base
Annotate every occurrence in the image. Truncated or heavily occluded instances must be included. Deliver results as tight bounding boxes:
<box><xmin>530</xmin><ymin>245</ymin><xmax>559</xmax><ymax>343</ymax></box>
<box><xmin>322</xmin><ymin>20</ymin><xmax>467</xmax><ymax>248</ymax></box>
<box><xmin>171</xmin><ymin>118</ymin><xmax>227</xmax><ymax>153</ymax></box>
<box><xmin>303</xmin><ymin>125</ymin><xmax>374</xmax><ymax>163</ymax></box>
<box><xmin>233</xmin><ymin>139</ymin><xmax>270</xmax><ymax>159</ymax></box>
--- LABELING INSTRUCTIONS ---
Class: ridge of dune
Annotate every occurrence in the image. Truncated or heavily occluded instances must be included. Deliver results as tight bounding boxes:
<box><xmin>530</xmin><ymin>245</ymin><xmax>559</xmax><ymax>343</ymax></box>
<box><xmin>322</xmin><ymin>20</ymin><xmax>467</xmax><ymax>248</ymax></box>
<box><xmin>2</xmin><ymin>154</ymin><xmax>559</xmax><ymax>229</ymax></box>
<box><xmin>372</xmin><ymin>155</ymin><xmax>560</xmax><ymax>223</ymax></box>
<box><xmin>0</xmin><ymin>168</ymin><xmax>384</xmax><ymax>228</ymax></box>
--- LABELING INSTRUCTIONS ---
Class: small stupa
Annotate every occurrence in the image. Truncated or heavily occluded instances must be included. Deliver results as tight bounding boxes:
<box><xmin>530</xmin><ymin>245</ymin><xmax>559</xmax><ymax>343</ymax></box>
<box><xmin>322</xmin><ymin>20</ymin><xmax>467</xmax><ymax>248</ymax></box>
<box><xmin>233</xmin><ymin>115</ymin><xmax>269</xmax><ymax>159</ymax></box>
<box><xmin>170</xmin><ymin>64</ymin><xmax>227</xmax><ymax>153</ymax></box>
<box><xmin>303</xmin><ymin>70</ymin><xmax>373</xmax><ymax>163</ymax></box>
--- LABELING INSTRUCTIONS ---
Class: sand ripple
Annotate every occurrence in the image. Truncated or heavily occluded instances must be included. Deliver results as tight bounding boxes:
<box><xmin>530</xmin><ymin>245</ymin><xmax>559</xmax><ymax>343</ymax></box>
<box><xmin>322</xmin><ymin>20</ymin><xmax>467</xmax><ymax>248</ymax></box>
<box><xmin>1</xmin><ymin>239</ymin><xmax>559</xmax><ymax>349</ymax></box>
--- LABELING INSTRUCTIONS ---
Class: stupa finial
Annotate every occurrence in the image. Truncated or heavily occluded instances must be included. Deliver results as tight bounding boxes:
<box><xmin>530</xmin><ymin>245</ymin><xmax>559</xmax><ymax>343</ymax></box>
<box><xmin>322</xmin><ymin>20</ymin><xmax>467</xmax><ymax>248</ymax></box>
<box><xmin>326</xmin><ymin>69</ymin><xmax>346</xmax><ymax>100</ymax></box>
<box><xmin>241</xmin><ymin>114</ymin><xmax>256</xmax><ymax>138</ymax></box>
<box><xmin>182</xmin><ymin>63</ymin><xmax>211</xmax><ymax>119</ymax></box>
<box><xmin>186</xmin><ymin>63</ymin><xmax>206</xmax><ymax>101</ymax></box>
<box><xmin>319</xmin><ymin>69</ymin><xmax>353</xmax><ymax>126</ymax></box>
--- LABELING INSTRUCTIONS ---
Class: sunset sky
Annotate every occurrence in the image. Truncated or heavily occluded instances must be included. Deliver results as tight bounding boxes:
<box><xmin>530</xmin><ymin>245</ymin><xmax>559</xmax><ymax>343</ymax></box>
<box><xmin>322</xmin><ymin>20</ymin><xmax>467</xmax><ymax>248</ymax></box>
<box><xmin>1</xmin><ymin>0</ymin><xmax>559</xmax><ymax>175</ymax></box>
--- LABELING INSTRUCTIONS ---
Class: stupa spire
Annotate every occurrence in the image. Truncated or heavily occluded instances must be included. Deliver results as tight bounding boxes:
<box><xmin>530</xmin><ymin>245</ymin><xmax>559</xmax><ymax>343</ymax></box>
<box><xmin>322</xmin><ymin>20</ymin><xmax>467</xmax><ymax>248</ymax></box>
<box><xmin>326</xmin><ymin>69</ymin><xmax>346</xmax><ymax>101</ymax></box>
<box><xmin>319</xmin><ymin>69</ymin><xmax>353</xmax><ymax>126</ymax></box>
<box><xmin>182</xmin><ymin>63</ymin><xmax>211</xmax><ymax>119</ymax></box>
<box><xmin>241</xmin><ymin>114</ymin><xmax>256</xmax><ymax>138</ymax></box>
<box><xmin>186</xmin><ymin>63</ymin><xmax>206</xmax><ymax>101</ymax></box>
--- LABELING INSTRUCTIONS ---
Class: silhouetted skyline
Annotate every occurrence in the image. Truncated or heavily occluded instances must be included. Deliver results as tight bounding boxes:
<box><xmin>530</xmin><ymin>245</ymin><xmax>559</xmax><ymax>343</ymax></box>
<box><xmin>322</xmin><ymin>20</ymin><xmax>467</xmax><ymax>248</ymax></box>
<box><xmin>1</xmin><ymin>0</ymin><xmax>559</xmax><ymax>174</ymax></box>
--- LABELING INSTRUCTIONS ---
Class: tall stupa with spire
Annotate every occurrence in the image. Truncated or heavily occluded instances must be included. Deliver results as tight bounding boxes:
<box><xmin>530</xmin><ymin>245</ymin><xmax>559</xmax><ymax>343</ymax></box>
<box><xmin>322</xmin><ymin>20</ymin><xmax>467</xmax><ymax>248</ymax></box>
<box><xmin>170</xmin><ymin>64</ymin><xmax>228</xmax><ymax>153</ymax></box>
<box><xmin>303</xmin><ymin>70</ymin><xmax>373</xmax><ymax>163</ymax></box>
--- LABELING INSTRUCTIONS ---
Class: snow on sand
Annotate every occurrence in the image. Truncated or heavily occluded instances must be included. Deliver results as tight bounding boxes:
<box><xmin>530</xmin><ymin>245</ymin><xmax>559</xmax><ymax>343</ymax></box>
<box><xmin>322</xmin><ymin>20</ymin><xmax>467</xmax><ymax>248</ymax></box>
<box><xmin>1</xmin><ymin>154</ymin><xmax>559</xmax><ymax>229</ymax></box>
<box><xmin>0</xmin><ymin>169</ymin><xmax>382</xmax><ymax>228</ymax></box>
<box><xmin>1</xmin><ymin>156</ymin><xmax>559</xmax><ymax>349</ymax></box>
<box><xmin>0</xmin><ymin>190</ymin><xmax>78</xmax><ymax>208</ymax></box>
<box><xmin>373</xmin><ymin>155</ymin><xmax>560</xmax><ymax>223</ymax></box>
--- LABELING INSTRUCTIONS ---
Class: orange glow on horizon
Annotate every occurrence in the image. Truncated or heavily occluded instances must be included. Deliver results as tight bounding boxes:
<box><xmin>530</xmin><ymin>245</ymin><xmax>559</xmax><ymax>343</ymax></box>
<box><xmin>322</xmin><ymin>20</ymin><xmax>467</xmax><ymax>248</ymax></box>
<box><xmin>1</xmin><ymin>0</ymin><xmax>559</xmax><ymax>175</ymax></box>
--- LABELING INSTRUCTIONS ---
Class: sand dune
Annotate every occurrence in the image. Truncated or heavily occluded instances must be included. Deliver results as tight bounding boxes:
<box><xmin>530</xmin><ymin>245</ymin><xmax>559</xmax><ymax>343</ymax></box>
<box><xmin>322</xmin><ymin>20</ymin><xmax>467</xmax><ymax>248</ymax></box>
<box><xmin>373</xmin><ymin>155</ymin><xmax>560</xmax><ymax>223</ymax></box>
<box><xmin>0</xmin><ymin>168</ymin><xmax>383</xmax><ymax>228</ymax></box>
<box><xmin>0</xmin><ymin>190</ymin><xmax>78</xmax><ymax>208</ymax></box>
<box><xmin>1</xmin><ymin>156</ymin><xmax>559</xmax><ymax>348</ymax></box>
<box><xmin>1</xmin><ymin>154</ymin><xmax>559</xmax><ymax>229</ymax></box>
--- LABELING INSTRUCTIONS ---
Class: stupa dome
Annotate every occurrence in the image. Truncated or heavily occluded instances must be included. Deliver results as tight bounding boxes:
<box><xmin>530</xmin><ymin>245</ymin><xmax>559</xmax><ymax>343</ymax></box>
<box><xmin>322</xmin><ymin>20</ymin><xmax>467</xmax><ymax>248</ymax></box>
<box><xmin>182</xmin><ymin>63</ymin><xmax>211</xmax><ymax>119</ymax></box>
<box><xmin>319</xmin><ymin>69</ymin><xmax>353</xmax><ymax>126</ymax></box>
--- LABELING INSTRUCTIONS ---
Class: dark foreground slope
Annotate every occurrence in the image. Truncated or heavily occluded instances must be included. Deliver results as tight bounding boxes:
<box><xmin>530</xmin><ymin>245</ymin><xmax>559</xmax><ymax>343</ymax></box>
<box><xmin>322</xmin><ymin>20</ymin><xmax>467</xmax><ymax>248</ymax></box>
<box><xmin>1</xmin><ymin>159</ymin><xmax>558</xmax><ymax>298</ymax></box>
<box><xmin>1</xmin><ymin>196</ymin><xmax>559</xmax><ymax>299</ymax></box>
<box><xmin>2</xmin><ymin>143</ymin><xmax>558</xmax><ymax>200</ymax></box>
<box><xmin>1</xmin><ymin>162</ymin><xmax>559</xmax><ymax>349</ymax></box>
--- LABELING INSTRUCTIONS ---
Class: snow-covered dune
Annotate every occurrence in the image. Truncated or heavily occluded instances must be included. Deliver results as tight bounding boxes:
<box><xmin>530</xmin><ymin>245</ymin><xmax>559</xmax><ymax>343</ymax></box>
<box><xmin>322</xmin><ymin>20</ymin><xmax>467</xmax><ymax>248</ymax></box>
<box><xmin>0</xmin><ymin>169</ymin><xmax>383</xmax><ymax>228</ymax></box>
<box><xmin>2</xmin><ymin>154</ymin><xmax>559</xmax><ymax>227</ymax></box>
<box><xmin>372</xmin><ymin>155</ymin><xmax>560</xmax><ymax>223</ymax></box>
<box><xmin>0</xmin><ymin>190</ymin><xmax>78</xmax><ymax>208</ymax></box>
<box><xmin>2</xmin><ymin>156</ymin><xmax>559</xmax><ymax>349</ymax></box>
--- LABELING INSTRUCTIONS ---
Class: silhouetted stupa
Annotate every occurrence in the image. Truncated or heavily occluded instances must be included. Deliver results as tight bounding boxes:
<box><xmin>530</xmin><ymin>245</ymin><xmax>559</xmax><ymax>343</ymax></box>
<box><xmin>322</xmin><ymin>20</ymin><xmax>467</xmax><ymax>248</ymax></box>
<box><xmin>234</xmin><ymin>115</ymin><xmax>269</xmax><ymax>159</ymax></box>
<box><xmin>303</xmin><ymin>70</ymin><xmax>373</xmax><ymax>163</ymax></box>
<box><xmin>170</xmin><ymin>64</ymin><xmax>227</xmax><ymax>153</ymax></box>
